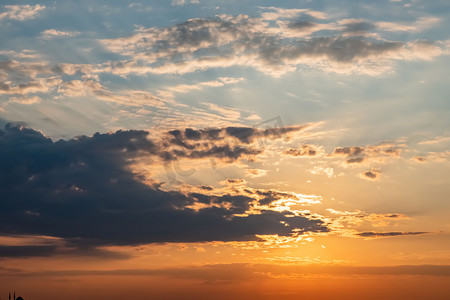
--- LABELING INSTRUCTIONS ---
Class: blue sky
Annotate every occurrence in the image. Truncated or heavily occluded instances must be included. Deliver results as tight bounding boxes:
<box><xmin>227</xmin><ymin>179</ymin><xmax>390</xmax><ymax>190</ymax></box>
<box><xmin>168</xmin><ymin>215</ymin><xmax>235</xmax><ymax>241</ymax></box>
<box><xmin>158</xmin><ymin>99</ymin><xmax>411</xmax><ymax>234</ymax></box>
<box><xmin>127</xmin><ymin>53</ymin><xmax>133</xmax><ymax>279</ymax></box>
<box><xmin>1</xmin><ymin>0</ymin><xmax>449</xmax><ymax>141</ymax></box>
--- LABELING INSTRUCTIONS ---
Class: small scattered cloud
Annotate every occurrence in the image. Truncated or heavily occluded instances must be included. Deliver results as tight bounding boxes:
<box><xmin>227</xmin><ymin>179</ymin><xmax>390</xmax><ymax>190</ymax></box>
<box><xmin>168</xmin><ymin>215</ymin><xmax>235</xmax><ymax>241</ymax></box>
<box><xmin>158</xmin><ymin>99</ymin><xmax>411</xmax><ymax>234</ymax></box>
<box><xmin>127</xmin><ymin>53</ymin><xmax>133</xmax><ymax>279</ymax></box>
<box><xmin>309</xmin><ymin>166</ymin><xmax>334</xmax><ymax>178</ymax></box>
<box><xmin>167</xmin><ymin>77</ymin><xmax>245</xmax><ymax>95</ymax></box>
<box><xmin>171</xmin><ymin>0</ymin><xmax>199</xmax><ymax>6</ymax></box>
<box><xmin>41</xmin><ymin>29</ymin><xmax>81</xmax><ymax>39</ymax></box>
<box><xmin>128</xmin><ymin>3</ymin><xmax>152</xmax><ymax>11</ymax></box>
<box><xmin>331</xmin><ymin>143</ymin><xmax>404</xmax><ymax>165</ymax></box>
<box><xmin>359</xmin><ymin>169</ymin><xmax>381</xmax><ymax>181</ymax></box>
<box><xmin>283</xmin><ymin>144</ymin><xmax>323</xmax><ymax>157</ymax></box>
<box><xmin>246</xmin><ymin>169</ymin><xmax>267</xmax><ymax>178</ymax></box>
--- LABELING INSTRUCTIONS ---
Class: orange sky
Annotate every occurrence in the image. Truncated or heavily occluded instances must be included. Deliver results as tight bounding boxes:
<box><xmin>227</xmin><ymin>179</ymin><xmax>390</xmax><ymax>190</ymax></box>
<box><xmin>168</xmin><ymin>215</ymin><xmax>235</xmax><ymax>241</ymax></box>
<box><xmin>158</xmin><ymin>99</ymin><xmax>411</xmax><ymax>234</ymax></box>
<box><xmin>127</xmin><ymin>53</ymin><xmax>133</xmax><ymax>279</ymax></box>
<box><xmin>1</xmin><ymin>0</ymin><xmax>450</xmax><ymax>299</ymax></box>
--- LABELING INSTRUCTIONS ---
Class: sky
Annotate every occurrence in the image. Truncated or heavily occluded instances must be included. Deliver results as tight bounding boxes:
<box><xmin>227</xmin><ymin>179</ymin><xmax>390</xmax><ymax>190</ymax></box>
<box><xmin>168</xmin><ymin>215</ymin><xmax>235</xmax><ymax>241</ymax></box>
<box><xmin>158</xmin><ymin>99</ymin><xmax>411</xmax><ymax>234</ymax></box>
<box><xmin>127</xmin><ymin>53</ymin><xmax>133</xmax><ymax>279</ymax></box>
<box><xmin>1</xmin><ymin>0</ymin><xmax>450</xmax><ymax>299</ymax></box>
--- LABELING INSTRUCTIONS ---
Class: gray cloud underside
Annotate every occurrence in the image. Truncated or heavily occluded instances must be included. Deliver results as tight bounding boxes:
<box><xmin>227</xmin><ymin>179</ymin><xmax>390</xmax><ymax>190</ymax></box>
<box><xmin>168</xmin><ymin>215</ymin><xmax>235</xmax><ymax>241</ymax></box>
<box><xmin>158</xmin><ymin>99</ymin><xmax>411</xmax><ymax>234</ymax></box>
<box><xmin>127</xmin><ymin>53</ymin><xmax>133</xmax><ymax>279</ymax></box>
<box><xmin>0</xmin><ymin>123</ymin><xmax>327</xmax><ymax>255</ymax></box>
<box><xmin>331</xmin><ymin>145</ymin><xmax>402</xmax><ymax>164</ymax></box>
<box><xmin>356</xmin><ymin>231</ymin><xmax>429</xmax><ymax>238</ymax></box>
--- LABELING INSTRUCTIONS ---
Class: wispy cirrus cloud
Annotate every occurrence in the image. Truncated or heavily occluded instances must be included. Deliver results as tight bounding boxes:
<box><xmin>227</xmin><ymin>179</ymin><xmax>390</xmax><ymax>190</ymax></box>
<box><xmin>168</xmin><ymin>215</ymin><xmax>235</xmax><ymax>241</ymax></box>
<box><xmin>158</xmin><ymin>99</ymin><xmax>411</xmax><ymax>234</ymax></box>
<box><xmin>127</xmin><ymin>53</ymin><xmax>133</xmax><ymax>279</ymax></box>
<box><xmin>41</xmin><ymin>29</ymin><xmax>81</xmax><ymax>39</ymax></box>
<box><xmin>376</xmin><ymin>16</ymin><xmax>441</xmax><ymax>32</ymax></box>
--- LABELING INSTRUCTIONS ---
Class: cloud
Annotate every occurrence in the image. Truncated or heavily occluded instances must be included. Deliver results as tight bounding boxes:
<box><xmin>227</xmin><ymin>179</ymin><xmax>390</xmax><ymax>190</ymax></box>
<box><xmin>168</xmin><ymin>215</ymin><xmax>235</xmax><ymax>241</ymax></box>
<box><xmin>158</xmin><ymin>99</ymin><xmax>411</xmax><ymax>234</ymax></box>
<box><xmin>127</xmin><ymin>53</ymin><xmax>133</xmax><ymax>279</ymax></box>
<box><xmin>356</xmin><ymin>231</ymin><xmax>429</xmax><ymax>238</ymax></box>
<box><xmin>360</xmin><ymin>169</ymin><xmax>381</xmax><ymax>181</ymax></box>
<box><xmin>411</xmin><ymin>151</ymin><xmax>450</xmax><ymax>163</ymax></box>
<box><xmin>331</xmin><ymin>143</ymin><xmax>404</xmax><ymax>164</ymax></box>
<box><xmin>3</xmin><ymin>263</ymin><xmax>450</xmax><ymax>280</ymax></box>
<box><xmin>376</xmin><ymin>17</ymin><xmax>441</xmax><ymax>32</ymax></box>
<box><xmin>0</xmin><ymin>124</ymin><xmax>328</xmax><ymax>252</ymax></box>
<box><xmin>201</xmin><ymin>103</ymin><xmax>241</xmax><ymax>120</ymax></box>
<box><xmin>41</xmin><ymin>29</ymin><xmax>81</xmax><ymax>39</ymax></box>
<box><xmin>165</xmin><ymin>124</ymin><xmax>308</xmax><ymax>149</ymax></box>
<box><xmin>246</xmin><ymin>169</ymin><xmax>267</xmax><ymax>178</ymax></box>
<box><xmin>418</xmin><ymin>136</ymin><xmax>450</xmax><ymax>145</ymax></box>
<box><xmin>325</xmin><ymin>211</ymin><xmax>411</xmax><ymax>233</ymax></box>
<box><xmin>0</xmin><ymin>60</ymin><xmax>61</xmax><ymax>96</ymax></box>
<box><xmin>309</xmin><ymin>166</ymin><xmax>334</xmax><ymax>178</ymax></box>
<box><xmin>167</xmin><ymin>77</ymin><xmax>245</xmax><ymax>95</ymax></box>
<box><xmin>9</xmin><ymin>95</ymin><xmax>41</xmax><ymax>105</ymax></box>
<box><xmin>99</xmin><ymin>13</ymin><xmax>446</xmax><ymax>77</ymax></box>
<box><xmin>58</xmin><ymin>79</ymin><xmax>168</xmax><ymax>107</ymax></box>
<box><xmin>171</xmin><ymin>0</ymin><xmax>199</xmax><ymax>5</ymax></box>
<box><xmin>0</xmin><ymin>4</ymin><xmax>45</xmax><ymax>21</ymax></box>
<box><xmin>339</xmin><ymin>19</ymin><xmax>376</xmax><ymax>35</ymax></box>
<box><xmin>283</xmin><ymin>144</ymin><xmax>322</xmax><ymax>157</ymax></box>
<box><xmin>0</xmin><ymin>245</ymin><xmax>57</xmax><ymax>258</ymax></box>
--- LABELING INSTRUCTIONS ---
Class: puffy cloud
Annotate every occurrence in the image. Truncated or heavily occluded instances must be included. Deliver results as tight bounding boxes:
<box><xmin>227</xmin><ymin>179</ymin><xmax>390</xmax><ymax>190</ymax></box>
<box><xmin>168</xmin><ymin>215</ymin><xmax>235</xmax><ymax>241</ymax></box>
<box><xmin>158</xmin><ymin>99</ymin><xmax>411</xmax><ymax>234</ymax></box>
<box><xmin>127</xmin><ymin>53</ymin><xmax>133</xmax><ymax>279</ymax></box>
<box><xmin>99</xmin><ymin>13</ymin><xmax>446</xmax><ymax>77</ymax></box>
<box><xmin>0</xmin><ymin>123</ymin><xmax>328</xmax><ymax>254</ymax></box>
<box><xmin>0</xmin><ymin>4</ymin><xmax>45</xmax><ymax>21</ymax></box>
<box><xmin>0</xmin><ymin>60</ymin><xmax>61</xmax><ymax>96</ymax></box>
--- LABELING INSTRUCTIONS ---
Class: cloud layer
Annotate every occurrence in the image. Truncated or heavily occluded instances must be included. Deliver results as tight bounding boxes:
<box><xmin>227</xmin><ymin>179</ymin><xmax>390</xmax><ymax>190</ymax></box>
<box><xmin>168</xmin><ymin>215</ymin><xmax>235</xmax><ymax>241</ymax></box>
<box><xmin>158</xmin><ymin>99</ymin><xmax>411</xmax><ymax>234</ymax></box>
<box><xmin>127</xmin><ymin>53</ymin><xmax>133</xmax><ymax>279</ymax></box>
<box><xmin>0</xmin><ymin>123</ymin><xmax>327</xmax><ymax>254</ymax></box>
<box><xmin>99</xmin><ymin>10</ymin><xmax>446</xmax><ymax>76</ymax></box>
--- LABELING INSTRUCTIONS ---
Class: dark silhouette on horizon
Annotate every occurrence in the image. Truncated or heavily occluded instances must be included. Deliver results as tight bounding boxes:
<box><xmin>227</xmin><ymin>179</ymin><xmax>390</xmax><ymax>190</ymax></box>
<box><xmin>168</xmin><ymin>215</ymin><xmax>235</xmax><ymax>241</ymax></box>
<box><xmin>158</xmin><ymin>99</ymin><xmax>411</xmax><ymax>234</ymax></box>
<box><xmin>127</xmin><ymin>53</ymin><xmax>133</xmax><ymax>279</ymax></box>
<box><xmin>7</xmin><ymin>292</ymin><xmax>23</xmax><ymax>300</ymax></box>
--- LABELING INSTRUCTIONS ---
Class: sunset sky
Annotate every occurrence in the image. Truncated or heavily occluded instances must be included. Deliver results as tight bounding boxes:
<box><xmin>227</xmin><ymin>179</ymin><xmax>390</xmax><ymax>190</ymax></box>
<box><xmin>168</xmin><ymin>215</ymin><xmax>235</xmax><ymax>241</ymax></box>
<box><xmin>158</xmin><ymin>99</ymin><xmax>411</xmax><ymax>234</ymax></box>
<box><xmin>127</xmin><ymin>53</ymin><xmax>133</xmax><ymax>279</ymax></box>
<box><xmin>1</xmin><ymin>0</ymin><xmax>450</xmax><ymax>299</ymax></box>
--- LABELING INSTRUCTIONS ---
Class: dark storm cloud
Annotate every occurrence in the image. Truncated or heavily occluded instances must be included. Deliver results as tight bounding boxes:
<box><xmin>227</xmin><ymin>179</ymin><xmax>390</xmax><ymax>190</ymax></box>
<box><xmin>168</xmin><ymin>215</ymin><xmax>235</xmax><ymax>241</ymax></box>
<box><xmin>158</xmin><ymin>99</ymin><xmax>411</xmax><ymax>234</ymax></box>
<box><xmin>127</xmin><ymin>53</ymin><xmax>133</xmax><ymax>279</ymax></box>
<box><xmin>0</xmin><ymin>124</ymin><xmax>328</xmax><ymax>256</ymax></box>
<box><xmin>0</xmin><ymin>245</ymin><xmax>57</xmax><ymax>258</ymax></box>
